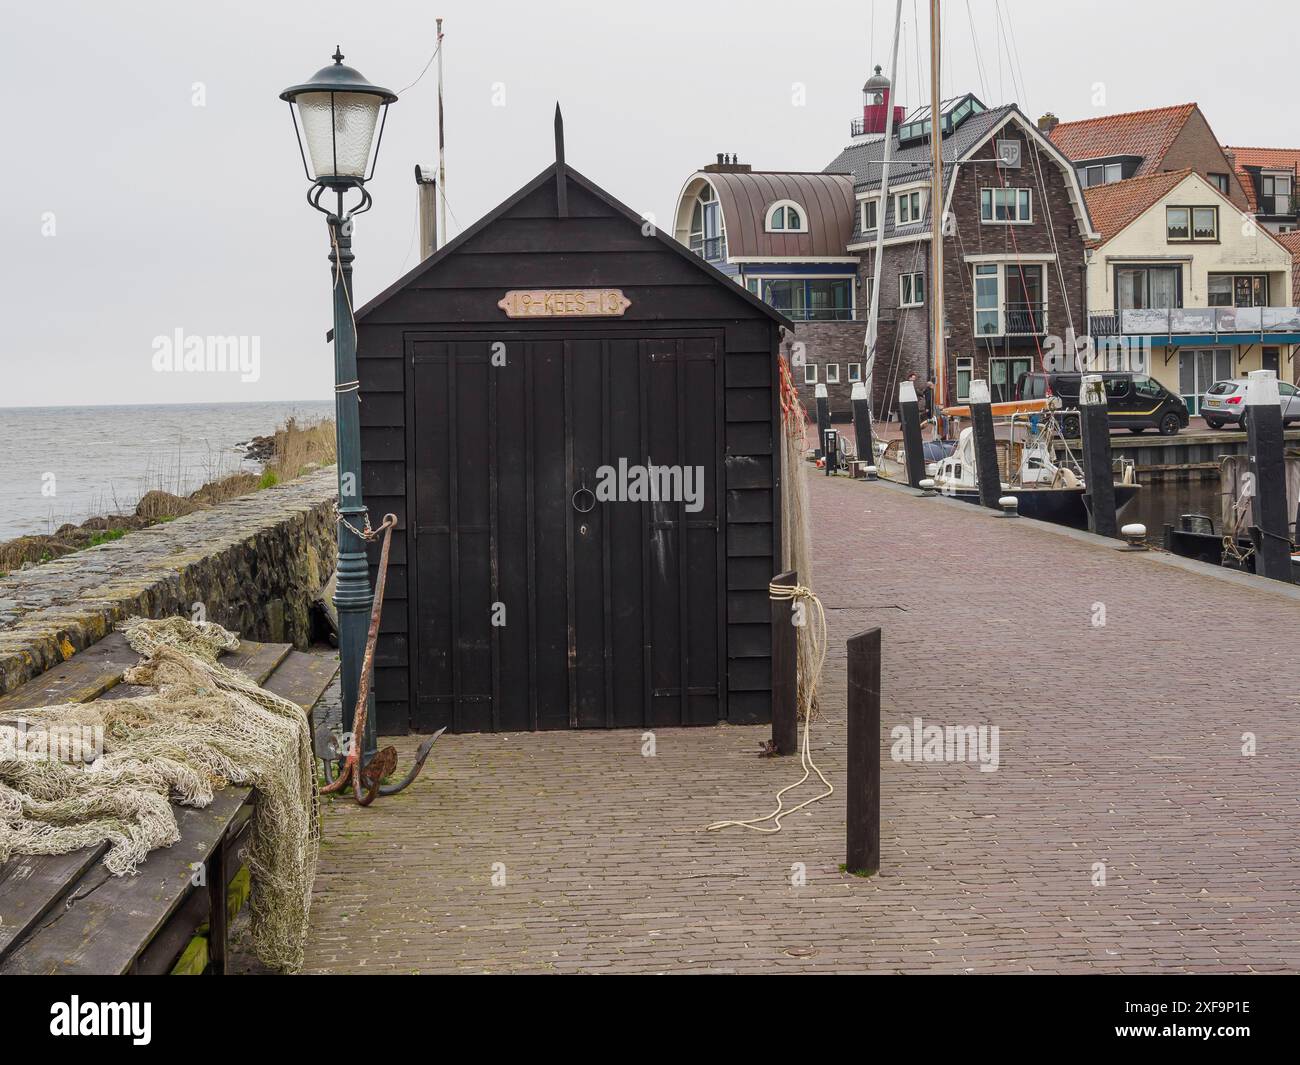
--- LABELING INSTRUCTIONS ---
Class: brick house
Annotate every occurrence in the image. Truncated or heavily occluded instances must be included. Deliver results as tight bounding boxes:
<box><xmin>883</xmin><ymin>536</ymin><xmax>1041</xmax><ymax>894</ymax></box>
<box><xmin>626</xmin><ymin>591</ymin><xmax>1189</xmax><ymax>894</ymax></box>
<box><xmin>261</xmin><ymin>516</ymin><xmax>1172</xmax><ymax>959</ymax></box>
<box><xmin>828</xmin><ymin>94</ymin><xmax>1095</xmax><ymax>413</ymax></box>
<box><xmin>672</xmin><ymin>68</ymin><xmax>1095</xmax><ymax>420</ymax></box>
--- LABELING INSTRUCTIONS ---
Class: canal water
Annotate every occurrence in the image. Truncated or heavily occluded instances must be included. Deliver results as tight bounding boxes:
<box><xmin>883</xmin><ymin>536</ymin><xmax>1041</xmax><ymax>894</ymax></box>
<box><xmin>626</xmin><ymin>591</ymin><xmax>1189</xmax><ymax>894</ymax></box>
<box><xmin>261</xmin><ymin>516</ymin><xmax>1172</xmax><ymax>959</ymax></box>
<box><xmin>1124</xmin><ymin>477</ymin><xmax>1225</xmax><ymax>542</ymax></box>
<box><xmin>0</xmin><ymin>400</ymin><xmax>333</xmax><ymax>541</ymax></box>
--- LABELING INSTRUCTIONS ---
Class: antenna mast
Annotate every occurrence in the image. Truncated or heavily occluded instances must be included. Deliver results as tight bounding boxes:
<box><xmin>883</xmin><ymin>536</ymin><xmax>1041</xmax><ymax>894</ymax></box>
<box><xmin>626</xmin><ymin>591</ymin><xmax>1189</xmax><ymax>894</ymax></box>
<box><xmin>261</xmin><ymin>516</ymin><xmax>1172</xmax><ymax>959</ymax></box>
<box><xmin>928</xmin><ymin>0</ymin><xmax>946</xmax><ymax>411</ymax></box>
<box><xmin>436</xmin><ymin>17</ymin><xmax>447</xmax><ymax>248</ymax></box>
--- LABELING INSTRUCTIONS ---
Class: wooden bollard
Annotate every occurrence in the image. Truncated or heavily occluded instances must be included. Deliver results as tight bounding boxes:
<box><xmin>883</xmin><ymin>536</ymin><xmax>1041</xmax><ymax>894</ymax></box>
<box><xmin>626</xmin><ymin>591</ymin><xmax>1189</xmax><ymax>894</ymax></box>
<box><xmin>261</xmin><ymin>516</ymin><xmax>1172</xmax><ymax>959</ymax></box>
<box><xmin>845</xmin><ymin>626</ymin><xmax>881</xmax><ymax>876</ymax></box>
<box><xmin>770</xmin><ymin>569</ymin><xmax>799</xmax><ymax>756</ymax></box>
<box><xmin>968</xmin><ymin>377</ymin><xmax>1003</xmax><ymax>509</ymax></box>
<box><xmin>851</xmin><ymin>381</ymin><xmax>875</xmax><ymax>469</ymax></box>
<box><xmin>1078</xmin><ymin>373</ymin><xmax>1118</xmax><ymax>538</ymax></box>
<box><xmin>899</xmin><ymin>380</ymin><xmax>926</xmax><ymax>488</ymax></box>
<box><xmin>814</xmin><ymin>383</ymin><xmax>831</xmax><ymax>460</ymax></box>
<box><xmin>1245</xmin><ymin>369</ymin><xmax>1292</xmax><ymax>582</ymax></box>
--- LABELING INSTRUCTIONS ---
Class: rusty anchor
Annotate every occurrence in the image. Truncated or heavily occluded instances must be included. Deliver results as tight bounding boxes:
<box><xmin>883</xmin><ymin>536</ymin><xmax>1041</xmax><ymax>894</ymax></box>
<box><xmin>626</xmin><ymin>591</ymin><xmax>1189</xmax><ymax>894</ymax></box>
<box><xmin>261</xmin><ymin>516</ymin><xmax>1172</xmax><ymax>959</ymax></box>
<box><xmin>318</xmin><ymin>513</ymin><xmax>443</xmax><ymax>805</ymax></box>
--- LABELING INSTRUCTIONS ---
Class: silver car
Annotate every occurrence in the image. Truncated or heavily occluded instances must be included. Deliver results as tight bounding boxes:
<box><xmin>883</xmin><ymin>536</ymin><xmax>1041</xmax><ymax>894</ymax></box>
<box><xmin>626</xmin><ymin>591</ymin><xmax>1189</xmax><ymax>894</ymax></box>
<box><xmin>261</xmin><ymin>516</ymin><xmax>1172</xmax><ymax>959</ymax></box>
<box><xmin>1201</xmin><ymin>378</ymin><xmax>1300</xmax><ymax>430</ymax></box>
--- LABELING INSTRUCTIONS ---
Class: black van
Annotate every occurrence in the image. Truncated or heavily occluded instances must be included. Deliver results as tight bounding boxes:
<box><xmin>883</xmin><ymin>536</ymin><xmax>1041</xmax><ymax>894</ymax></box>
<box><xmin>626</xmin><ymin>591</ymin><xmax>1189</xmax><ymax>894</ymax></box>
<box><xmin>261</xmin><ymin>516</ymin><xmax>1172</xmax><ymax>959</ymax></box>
<box><xmin>1015</xmin><ymin>371</ymin><xmax>1189</xmax><ymax>436</ymax></box>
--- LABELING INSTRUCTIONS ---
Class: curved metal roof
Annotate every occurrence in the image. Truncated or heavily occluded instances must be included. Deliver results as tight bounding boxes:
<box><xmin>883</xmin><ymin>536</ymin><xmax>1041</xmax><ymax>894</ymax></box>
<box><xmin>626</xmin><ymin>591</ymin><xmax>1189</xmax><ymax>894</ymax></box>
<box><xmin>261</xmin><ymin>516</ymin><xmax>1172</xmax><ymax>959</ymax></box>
<box><xmin>699</xmin><ymin>171</ymin><xmax>857</xmax><ymax>258</ymax></box>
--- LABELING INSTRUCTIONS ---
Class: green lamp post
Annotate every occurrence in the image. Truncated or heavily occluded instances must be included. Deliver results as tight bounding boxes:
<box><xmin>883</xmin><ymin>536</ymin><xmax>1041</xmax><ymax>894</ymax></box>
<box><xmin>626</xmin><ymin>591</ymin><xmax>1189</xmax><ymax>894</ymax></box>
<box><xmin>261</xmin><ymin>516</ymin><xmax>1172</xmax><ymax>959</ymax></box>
<box><xmin>281</xmin><ymin>48</ymin><xmax>396</xmax><ymax>760</ymax></box>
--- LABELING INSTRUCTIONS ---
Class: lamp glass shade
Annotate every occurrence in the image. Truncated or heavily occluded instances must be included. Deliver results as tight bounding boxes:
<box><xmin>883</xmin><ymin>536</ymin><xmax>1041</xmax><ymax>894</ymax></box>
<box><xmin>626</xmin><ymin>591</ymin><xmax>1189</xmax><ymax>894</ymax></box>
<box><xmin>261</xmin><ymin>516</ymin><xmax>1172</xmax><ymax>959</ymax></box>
<box><xmin>295</xmin><ymin>91</ymin><xmax>382</xmax><ymax>181</ymax></box>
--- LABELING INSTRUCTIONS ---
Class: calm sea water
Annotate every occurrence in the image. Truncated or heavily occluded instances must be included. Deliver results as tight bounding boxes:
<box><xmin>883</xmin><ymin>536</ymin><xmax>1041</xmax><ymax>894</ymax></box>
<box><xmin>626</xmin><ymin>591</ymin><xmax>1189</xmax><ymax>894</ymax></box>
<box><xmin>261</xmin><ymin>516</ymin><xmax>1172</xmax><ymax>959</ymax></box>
<box><xmin>0</xmin><ymin>401</ymin><xmax>334</xmax><ymax>541</ymax></box>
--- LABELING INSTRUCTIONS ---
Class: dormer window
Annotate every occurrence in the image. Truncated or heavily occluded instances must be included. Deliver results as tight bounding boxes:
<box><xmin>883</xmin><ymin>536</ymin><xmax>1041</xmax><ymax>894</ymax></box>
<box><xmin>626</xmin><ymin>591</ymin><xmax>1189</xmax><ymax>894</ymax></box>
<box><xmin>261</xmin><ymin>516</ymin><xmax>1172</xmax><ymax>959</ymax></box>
<box><xmin>895</xmin><ymin>190</ymin><xmax>924</xmax><ymax>224</ymax></box>
<box><xmin>766</xmin><ymin>200</ymin><xmax>807</xmax><ymax>232</ymax></box>
<box><xmin>1260</xmin><ymin>172</ymin><xmax>1294</xmax><ymax>216</ymax></box>
<box><xmin>860</xmin><ymin>197</ymin><xmax>880</xmax><ymax>232</ymax></box>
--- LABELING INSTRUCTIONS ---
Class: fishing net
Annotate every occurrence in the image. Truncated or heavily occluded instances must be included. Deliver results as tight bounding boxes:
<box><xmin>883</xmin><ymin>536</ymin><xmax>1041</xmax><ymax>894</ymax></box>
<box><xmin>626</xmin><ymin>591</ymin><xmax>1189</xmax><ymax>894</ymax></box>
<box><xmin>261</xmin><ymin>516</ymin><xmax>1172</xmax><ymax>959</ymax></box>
<box><xmin>778</xmin><ymin>355</ymin><xmax>821</xmax><ymax>718</ymax></box>
<box><xmin>0</xmin><ymin>617</ymin><xmax>319</xmax><ymax>972</ymax></box>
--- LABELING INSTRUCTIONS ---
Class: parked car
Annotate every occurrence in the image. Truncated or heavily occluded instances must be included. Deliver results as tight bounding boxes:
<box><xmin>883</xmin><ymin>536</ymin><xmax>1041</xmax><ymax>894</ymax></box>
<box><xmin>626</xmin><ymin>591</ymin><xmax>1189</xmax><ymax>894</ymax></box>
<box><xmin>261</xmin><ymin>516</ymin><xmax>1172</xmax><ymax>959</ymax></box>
<box><xmin>1015</xmin><ymin>371</ymin><xmax>1189</xmax><ymax>436</ymax></box>
<box><xmin>1201</xmin><ymin>378</ymin><xmax>1300</xmax><ymax>430</ymax></box>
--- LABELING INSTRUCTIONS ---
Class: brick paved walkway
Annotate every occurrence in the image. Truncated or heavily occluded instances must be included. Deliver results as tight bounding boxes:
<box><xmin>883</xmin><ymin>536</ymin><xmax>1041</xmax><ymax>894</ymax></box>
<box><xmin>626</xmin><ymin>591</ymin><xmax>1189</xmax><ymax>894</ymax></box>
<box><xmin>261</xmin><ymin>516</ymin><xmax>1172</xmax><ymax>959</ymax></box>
<box><xmin>303</xmin><ymin>471</ymin><xmax>1300</xmax><ymax>974</ymax></box>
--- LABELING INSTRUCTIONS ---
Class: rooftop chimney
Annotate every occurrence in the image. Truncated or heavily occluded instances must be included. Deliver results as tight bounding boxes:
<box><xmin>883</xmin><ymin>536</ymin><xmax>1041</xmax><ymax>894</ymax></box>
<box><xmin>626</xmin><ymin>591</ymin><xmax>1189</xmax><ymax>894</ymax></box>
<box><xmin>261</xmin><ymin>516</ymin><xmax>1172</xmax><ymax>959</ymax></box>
<box><xmin>1038</xmin><ymin>112</ymin><xmax>1059</xmax><ymax>134</ymax></box>
<box><xmin>703</xmin><ymin>154</ymin><xmax>752</xmax><ymax>173</ymax></box>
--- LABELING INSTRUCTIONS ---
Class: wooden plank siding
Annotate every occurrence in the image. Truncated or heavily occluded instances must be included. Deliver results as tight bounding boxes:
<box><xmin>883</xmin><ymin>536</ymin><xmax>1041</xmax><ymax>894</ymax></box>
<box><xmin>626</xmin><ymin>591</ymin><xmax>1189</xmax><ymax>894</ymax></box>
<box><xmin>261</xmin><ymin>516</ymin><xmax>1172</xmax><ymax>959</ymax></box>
<box><xmin>355</xmin><ymin>162</ymin><xmax>785</xmax><ymax>733</ymax></box>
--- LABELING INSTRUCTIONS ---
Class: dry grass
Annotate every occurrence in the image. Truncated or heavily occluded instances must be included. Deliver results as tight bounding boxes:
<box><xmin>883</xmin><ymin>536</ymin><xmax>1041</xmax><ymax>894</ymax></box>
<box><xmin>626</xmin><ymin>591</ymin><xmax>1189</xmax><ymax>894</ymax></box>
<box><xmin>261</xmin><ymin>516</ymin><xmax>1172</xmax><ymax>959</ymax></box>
<box><xmin>266</xmin><ymin>417</ymin><xmax>337</xmax><ymax>481</ymax></box>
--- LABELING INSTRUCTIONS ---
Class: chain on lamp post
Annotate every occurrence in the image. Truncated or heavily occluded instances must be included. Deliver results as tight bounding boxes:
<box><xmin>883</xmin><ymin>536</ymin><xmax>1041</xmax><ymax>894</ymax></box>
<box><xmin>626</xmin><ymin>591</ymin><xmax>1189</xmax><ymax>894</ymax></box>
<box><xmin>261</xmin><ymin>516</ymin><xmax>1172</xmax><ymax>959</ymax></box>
<box><xmin>281</xmin><ymin>48</ymin><xmax>397</xmax><ymax>760</ymax></box>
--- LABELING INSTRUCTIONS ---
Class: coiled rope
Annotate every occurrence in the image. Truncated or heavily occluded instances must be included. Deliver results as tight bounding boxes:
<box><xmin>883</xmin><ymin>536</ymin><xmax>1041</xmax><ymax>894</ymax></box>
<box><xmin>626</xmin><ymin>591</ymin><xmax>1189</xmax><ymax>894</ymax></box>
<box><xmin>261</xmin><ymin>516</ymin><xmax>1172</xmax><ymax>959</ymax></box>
<box><xmin>706</xmin><ymin>580</ymin><xmax>832</xmax><ymax>834</ymax></box>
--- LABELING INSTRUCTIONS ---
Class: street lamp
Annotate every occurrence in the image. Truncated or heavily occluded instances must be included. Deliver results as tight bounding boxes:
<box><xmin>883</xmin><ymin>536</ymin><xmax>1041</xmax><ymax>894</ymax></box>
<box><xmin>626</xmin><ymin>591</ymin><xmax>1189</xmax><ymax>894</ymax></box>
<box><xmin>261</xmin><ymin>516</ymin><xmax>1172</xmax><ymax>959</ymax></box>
<box><xmin>282</xmin><ymin>48</ymin><xmax>396</xmax><ymax>761</ymax></box>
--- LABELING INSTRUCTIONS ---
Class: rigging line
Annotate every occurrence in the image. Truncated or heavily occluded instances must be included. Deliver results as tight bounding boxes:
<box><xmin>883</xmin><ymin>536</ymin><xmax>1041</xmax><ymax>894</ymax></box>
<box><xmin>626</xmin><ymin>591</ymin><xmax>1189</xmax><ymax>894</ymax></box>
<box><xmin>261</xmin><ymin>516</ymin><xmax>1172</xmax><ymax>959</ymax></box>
<box><xmin>396</xmin><ymin>41</ymin><xmax>441</xmax><ymax>97</ymax></box>
<box><xmin>965</xmin><ymin>0</ymin><xmax>990</xmax><ymax>103</ymax></box>
<box><xmin>1026</xmin><ymin>136</ymin><xmax>1078</xmax><ymax>341</ymax></box>
<box><xmin>994</xmin><ymin>0</ymin><xmax>1004</xmax><ymax>104</ymax></box>
<box><xmin>995</xmin><ymin>1</ymin><xmax>1029</xmax><ymax>116</ymax></box>
<box><xmin>1004</xmin><ymin>4</ymin><xmax>1032</xmax><ymax>114</ymax></box>
<box><xmin>396</xmin><ymin>184</ymin><xmax>421</xmax><ymax>275</ymax></box>
<box><xmin>991</xmin><ymin>152</ymin><xmax>1046</xmax><ymax>366</ymax></box>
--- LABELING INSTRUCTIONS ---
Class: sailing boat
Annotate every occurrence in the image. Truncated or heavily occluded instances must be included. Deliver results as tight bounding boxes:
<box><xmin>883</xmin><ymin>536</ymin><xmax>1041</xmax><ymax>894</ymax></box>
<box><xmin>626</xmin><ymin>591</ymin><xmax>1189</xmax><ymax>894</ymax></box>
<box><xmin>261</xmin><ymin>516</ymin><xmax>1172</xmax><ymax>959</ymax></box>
<box><xmin>863</xmin><ymin>0</ymin><xmax>1140</xmax><ymax>529</ymax></box>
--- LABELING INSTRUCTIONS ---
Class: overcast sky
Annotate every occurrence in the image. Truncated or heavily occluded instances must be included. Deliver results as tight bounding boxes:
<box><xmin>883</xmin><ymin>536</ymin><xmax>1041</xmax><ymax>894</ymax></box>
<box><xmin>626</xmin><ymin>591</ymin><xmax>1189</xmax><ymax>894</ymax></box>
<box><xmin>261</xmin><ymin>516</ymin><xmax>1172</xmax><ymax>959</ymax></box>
<box><xmin>3</xmin><ymin>0</ymin><xmax>1296</xmax><ymax>408</ymax></box>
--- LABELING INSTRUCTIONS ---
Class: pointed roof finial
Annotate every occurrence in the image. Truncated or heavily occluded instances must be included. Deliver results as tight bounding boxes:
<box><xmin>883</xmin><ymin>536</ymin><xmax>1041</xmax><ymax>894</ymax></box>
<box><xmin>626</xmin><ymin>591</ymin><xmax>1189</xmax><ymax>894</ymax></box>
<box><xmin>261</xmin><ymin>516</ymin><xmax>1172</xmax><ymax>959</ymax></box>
<box><xmin>333</xmin><ymin>45</ymin><xmax>345</xmax><ymax>65</ymax></box>
<box><xmin>554</xmin><ymin>103</ymin><xmax>568</xmax><ymax>218</ymax></box>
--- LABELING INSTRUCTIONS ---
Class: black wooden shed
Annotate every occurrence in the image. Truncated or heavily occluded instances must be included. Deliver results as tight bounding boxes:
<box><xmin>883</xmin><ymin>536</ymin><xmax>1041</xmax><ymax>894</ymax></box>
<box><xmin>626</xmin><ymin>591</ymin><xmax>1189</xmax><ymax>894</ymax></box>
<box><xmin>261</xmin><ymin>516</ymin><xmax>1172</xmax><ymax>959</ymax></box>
<box><xmin>352</xmin><ymin>122</ymin><xmax>788</xmax><ymax>734</ymax></box>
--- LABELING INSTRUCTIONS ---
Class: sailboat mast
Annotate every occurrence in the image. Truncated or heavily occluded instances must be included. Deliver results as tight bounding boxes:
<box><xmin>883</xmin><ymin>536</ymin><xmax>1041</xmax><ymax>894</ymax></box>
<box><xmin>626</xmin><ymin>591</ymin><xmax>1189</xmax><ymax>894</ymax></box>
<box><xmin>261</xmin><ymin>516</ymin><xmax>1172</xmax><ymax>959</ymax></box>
<box><xmin>437</xmin><ymin>17</ymin><xmax>447</xmax><ymax>249</ymax></box>
<box><xmin>928</xmin><ymin>0</ymin><xmax>946</xmax><ymax>411</ymax></box>
<box><xmin>862</xmin><ymin>0</ymin><xmax>906</xmax><ymax>412</ymax></box>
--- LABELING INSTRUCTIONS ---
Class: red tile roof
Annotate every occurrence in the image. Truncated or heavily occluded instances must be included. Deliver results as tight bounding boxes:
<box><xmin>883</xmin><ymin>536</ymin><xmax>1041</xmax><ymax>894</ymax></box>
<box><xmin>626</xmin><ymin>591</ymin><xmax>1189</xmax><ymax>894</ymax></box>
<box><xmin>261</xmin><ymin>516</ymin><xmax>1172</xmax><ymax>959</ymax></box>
<box><xmin>1274</xmin><ymin>229</ymin><xmax>1300</xmax><ymax>305</ymax></box>
<box><xmin>1050</xmin><ymin>104</ymin><xmax>1198</xmax><ymax>175</ymax></box>
<box><xmin>1082</xmin><ymin>168</ymin><xmax>1193</xmax><ymax>247</ymax></box>
<box><xmin>1222</xmin><ymin>146</ymin><xmax>1300</xmax><ymax>215</ymax></box>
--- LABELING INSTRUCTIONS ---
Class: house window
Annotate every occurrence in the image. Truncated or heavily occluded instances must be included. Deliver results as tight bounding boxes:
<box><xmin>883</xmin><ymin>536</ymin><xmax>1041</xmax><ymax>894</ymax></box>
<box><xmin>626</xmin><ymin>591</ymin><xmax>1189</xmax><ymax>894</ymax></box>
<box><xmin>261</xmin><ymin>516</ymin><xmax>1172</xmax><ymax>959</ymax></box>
<box><xmin>766</xmin><ymin>200</ymin><xmax>807</xmax><ymax>232</ymax></box>
<box><xmin>1077</xmin><ymin>163</ymin><xmax>1123</xmax><ymax>188</ymax></box>
<box><xmin>804</xmin><ymin>363</ymin><xmax>817</xmax><ymax>385</ymax></box>
<box><xmin>974</xmin><ymin>264</ymin><xmax>1001</xmax><ymax>335</ymax></box>
<box><xmin>969</xmin><ymin>264</ymin><xmax>1046</xmax><ymax>336</ymax></box>
<box><xmin>980</xmin><ymin>187</ymin><xmax>1032</xmax><ymax>222</ymax></box>
<box><xmin>956</xmin><ymin>357</ymin><xmax>974</xmax><ymax>401</ymax></box>
<box><xmin>1260</xmin><ymin>172</ymin><xmax>1293</xmax><ymax>215</ymax></box>
<box><xmin>899</xmin><ymin>272</ymin><xmax>925</xmax><ymax>307</ymax></box>
<box><xmin>1209</xmin><ymin>172</ymin><xmax>1230</xmax><ymax>195</ymax></box>
<box><xmin>848</xmin><ymin>363</ymin><xmax>862</xmax><ymax>382</ymax></box>
<box><xmin>1116</xmin><ymin>265</ymin><xmax>1181</xmax><ymax>309</ymax></box>
<box><xmin>1167</xmin><ymin>205</ymin><xmax>1217</xmax><ymax>241</ymax></box>
<box><xmin>861</xmin><ymin>198</ymin><xmax>879</xmax><ymax>232</ymax></box>
<box><xmin>1006</xmin><ymin>265</ymin><xmax>1045</xmax><ymax>334</ymax></box>
<box><xmin>825</xmin><ymin>364</ymin><xmax>841</xmax><ymax>384</ymax></box>
<box><xmin>689</xmin><ymin>186</ymin><xmax>726</xmax><ymax>261</ymax></box>
<box><xmin>1209</xmin><ymin>274</ymin><xmax>1268</xmax><ymax>307</ymax></box>
<box><xmin>896</xmin><ymin>190</ymin><xmax>923</xmax><ymax>224</ymax></box>
<box><xmin>759</xmin><ymin>278</ymin><xmax>854</xmax><ymax>321</ymax></box>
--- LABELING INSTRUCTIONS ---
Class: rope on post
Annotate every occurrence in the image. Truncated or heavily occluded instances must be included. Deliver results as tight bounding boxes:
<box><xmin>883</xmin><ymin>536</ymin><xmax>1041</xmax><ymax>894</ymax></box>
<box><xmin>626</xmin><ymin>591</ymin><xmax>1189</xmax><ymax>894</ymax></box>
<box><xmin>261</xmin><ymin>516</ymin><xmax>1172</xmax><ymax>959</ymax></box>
<box><xmin>706</xmin><ymin>580</ymin><xmax>832</xmax><ymax>835</ymax></box>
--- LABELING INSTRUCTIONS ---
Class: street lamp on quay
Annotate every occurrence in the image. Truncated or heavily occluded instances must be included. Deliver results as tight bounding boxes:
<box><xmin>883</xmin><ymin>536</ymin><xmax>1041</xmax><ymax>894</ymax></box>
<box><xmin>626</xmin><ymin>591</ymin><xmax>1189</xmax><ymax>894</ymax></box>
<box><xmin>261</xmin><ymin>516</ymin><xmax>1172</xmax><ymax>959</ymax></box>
<box><xmin>281</xmin><ymin>48</ymin><xmax>397</xmax><ymax>761</ymax></box>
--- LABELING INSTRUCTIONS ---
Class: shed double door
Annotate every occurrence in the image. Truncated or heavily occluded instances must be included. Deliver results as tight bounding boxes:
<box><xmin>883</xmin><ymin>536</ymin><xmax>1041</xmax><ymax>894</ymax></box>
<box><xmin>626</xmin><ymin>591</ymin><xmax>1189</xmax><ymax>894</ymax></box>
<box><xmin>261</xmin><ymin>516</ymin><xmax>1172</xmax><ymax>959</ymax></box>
<box><xmin>410</xmin><ymin>332</ymin><xmax>725</xmax><ymax>732</ymax></box>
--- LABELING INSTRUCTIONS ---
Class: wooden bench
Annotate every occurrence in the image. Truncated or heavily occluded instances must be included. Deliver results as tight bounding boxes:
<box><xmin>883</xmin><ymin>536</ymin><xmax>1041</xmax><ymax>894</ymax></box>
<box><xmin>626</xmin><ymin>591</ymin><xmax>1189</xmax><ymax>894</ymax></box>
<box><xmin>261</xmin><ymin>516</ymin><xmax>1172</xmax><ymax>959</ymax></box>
<box><xmin>0</xmin><ymin>634</ymin><xmax>336</xmax><ymax>975</ymax></box>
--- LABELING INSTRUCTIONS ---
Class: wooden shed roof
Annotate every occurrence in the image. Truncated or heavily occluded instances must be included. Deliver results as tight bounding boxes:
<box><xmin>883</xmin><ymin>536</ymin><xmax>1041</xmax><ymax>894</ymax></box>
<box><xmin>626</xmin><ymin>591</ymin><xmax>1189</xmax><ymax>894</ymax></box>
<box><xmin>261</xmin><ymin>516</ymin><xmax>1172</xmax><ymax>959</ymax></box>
<box><xmin>343</xmin><ymin>159</ymin><xmax>790</xmax><ymax>333</ymax></box>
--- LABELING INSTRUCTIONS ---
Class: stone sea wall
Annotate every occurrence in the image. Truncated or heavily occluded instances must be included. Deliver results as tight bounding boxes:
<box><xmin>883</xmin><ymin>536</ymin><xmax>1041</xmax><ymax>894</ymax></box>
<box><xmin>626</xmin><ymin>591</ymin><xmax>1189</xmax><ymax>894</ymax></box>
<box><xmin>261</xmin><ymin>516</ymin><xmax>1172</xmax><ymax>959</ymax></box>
<box><xmin>0</xmin><ymin>468</ymin><xmax>338</xmax><ymax>698</ymax></box>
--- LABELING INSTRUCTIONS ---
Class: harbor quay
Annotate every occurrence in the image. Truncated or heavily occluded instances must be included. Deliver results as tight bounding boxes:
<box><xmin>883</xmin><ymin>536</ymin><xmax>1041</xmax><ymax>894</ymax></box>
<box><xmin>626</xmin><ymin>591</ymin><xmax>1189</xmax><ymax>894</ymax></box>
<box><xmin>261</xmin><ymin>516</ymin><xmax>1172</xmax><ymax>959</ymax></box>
<box><xmin>300</xmin><ymin>467</ymin><xmax>1300</xmax><ymax>974</ymax></box>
